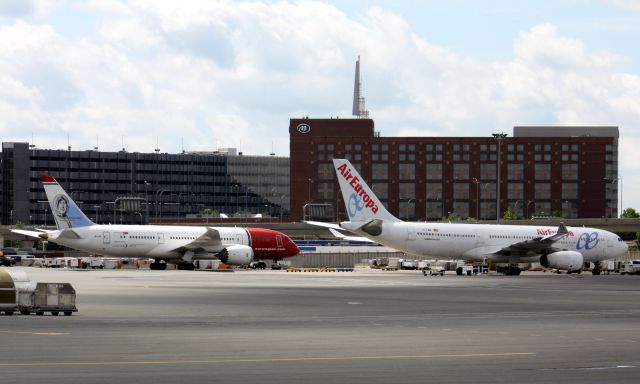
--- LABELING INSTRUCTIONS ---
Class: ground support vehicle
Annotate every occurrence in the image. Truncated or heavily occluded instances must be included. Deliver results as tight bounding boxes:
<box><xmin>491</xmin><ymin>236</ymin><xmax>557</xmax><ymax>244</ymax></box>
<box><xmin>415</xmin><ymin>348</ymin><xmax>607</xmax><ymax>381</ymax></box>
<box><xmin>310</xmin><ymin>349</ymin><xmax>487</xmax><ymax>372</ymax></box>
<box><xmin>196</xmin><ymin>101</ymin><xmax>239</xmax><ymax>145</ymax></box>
<box><xmin>27</xmin><ymin>283</ymin><xmax>78</xmax><ymax>316</ymax></box>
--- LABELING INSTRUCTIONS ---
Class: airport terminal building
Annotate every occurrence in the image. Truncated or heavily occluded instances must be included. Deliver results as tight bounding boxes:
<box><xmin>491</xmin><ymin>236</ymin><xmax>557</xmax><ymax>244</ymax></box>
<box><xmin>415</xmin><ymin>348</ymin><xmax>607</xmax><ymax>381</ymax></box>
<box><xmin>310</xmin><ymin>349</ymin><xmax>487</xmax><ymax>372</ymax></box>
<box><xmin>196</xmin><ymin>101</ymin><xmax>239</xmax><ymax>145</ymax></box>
<box><xmin>289</xmin><ymin>118</ymin><xmax>619</xmax><ymax>222</ymax></box>
<box><xmin>1</xmin><ymin>142</ymin><xmax>289</xmax><ymax>226</ymax></box>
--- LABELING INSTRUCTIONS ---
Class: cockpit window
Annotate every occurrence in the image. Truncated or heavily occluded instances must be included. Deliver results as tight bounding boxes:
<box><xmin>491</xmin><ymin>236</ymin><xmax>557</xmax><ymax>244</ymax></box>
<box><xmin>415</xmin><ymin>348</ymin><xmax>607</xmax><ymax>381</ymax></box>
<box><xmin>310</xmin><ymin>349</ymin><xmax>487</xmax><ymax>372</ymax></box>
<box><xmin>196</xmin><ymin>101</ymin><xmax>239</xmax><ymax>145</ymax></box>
<box><xmin>618</xmin><ymin>237</ymin><xmax>623</xmax><ymax>241</ymax></box>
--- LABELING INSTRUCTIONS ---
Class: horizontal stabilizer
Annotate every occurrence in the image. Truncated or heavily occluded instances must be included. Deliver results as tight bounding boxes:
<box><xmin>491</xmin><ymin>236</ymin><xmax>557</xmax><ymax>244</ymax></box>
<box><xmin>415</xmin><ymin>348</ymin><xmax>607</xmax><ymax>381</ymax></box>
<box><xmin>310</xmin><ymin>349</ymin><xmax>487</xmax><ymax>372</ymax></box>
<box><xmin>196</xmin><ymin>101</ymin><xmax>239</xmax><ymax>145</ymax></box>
<box><xmin>304</xmin><ymin>220</ymin><xmax>342</xmax><ymax>230</ymax></box>
<box><xmin>11</xmin><ymin>229</ymin><xmax>50</xmax><ymax>239</ymax></box>
<box><xmin>328</xmin><ymin>228</ymin><xmax>374</xmax><ymax>243</ymax></box>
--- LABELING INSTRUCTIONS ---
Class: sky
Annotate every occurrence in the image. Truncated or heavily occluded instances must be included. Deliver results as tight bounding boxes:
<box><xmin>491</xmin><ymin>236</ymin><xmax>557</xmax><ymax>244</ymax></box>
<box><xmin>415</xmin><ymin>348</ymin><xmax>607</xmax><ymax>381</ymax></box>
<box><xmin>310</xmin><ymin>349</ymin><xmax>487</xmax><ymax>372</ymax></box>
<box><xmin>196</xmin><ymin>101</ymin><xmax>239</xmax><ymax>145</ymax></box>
<box><xmin>0</xmin><ymin>0</ymin><xmax>638</xmax><ymax>211</ymax></box>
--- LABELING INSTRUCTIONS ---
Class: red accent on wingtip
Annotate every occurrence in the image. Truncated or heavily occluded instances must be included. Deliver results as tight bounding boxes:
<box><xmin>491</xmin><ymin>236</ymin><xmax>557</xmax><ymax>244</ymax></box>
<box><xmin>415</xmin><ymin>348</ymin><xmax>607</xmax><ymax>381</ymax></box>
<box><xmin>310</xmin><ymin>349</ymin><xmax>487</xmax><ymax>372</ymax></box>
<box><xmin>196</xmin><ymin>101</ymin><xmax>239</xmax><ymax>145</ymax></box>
<box><xmin>40</xmin><ymin>174</ymin><xmax>57</xmax><ymax>183</ymax></box>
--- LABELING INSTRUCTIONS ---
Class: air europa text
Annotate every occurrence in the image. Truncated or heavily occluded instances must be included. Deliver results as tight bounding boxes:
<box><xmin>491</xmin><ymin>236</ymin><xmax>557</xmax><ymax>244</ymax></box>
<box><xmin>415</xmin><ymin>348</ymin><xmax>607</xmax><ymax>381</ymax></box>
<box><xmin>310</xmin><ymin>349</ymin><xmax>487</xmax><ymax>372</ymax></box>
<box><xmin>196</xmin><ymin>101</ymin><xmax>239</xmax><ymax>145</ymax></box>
<box><xmin>337</xmin><ymin>163</ymin><xmax>379</xmax><ymax>214</ymax></box>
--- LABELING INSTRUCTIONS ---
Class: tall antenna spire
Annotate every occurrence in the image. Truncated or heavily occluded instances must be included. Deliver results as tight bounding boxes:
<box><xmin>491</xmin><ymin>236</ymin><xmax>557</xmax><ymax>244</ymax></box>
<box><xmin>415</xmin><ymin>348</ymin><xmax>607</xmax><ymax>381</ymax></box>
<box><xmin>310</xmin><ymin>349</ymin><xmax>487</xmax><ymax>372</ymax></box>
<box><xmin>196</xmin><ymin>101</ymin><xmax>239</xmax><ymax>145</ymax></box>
<box><xmin>352</xmin><ymin>55</ymin><xmax>370</xmax><ymax>119</ymax></box>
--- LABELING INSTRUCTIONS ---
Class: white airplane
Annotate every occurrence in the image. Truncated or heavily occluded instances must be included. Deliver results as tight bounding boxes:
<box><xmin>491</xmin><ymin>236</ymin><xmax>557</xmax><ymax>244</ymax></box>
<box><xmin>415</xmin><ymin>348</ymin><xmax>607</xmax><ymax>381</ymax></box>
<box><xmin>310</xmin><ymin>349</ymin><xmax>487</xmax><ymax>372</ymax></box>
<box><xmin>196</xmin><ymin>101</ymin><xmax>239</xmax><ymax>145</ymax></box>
<box><xmin>12</xmin><ymin>175</ymin><xmax>299</xmax><ymax>270</ymax></box>
<box><xmin>327</xmin><ymin>159</ymin><xmax>628</xmax><ymax>275</ymax></box>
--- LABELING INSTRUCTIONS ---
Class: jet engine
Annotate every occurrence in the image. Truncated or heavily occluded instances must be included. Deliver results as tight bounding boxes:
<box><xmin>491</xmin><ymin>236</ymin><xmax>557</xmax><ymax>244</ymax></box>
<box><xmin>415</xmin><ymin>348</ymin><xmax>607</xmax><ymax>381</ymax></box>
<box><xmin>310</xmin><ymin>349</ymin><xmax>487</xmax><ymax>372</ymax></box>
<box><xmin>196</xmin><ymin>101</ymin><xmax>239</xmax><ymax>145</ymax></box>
<box><xmin>218</xmin><ymin>245</ymin><xmax>254</xmax><ymax>266</ymax></box>
<box><xmin>539</xmin><ymin>251</ymin><xmax>584</xmax><ymax>272</ymax></box>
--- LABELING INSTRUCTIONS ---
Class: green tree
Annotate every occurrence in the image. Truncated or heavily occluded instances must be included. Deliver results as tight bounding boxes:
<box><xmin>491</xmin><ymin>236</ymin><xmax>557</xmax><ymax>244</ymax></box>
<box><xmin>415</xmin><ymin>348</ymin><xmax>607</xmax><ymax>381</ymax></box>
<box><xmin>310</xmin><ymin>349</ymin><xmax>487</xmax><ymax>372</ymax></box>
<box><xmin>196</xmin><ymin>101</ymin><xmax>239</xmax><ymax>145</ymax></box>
<box><xmin>444</xmin><ymin>212</ymin><xmax>462</xmax><ymax>222</ymax></box>
<box><xmin>200</xmin><ymin>208</ymin><xmax>220</xmax><ymax>217</ymax></box>
<box><xmin>503</xmin><ymin>208</ymin><xmax>515</xmax><ymax>220</ymax></box>
<box><xmin>636</xmin><ymin>232</ymin><xmax>640</xmax><ymax>249</ymax></box>
<box><xmin>622</xmin><ymin>208</ymin><xmax>640</xmax><ymax>218</ymax></box>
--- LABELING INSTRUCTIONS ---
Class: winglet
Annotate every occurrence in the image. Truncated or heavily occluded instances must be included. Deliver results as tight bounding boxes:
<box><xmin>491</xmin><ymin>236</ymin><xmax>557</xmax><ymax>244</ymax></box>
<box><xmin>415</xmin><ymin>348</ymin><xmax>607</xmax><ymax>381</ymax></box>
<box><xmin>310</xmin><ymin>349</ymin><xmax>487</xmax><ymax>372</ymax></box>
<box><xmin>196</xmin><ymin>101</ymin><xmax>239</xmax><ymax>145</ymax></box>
<box><xmin>557</xmin><ymin>222</ymin><xmax>568</xmax><ymax>235</ymax></box>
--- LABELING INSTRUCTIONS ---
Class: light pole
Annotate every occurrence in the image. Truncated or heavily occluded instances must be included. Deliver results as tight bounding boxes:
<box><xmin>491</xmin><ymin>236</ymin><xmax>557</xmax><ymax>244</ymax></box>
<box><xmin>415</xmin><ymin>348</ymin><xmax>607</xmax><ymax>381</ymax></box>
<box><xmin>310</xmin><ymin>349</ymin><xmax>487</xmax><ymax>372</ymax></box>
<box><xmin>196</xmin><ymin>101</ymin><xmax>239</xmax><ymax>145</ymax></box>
<box><xmin>472</xmin><ymin>178</ymin><xmax>480</xmax><ymax>220</ymax></box>
<box><xmin>177</xmin><ymin>193</ymin><xmax>185</xmax><ymax>221</ymax></box>
<box><xmin>513</xmin><ymin>200</ymin><xmax>523</xmax><ymax>219</ymax></box>
<box><xmin>279</xmin><ymin>195</ymin><xmax>285</xmax><ymax>223</ymax></box>
<box><xmin>526</xmin><ymin>200</ymin><xmax>535</xmax><ymax>219</ymax></box>
<box><xmin>155</xmin><ymin>189</ymin><xmax>167</xmax><ymax>220</ymax></box>
<box><xmin>405</xmin><ymin>198</ymin><xmax>415</xmax><ymax>221</ymax></box>
<box><xmin>604</xmin><ymin>177</ymin><xmax>622</xmax><ymax>218</ymax></box>
<box><xmin>492</xmin><ymin>133</ymin><xmax>507</xmax><ymax>221</ymax></box>
<box><xmin>425</xmin><ymin>192</ymin><xmax>433</xmax><ymax>221</ymax></box>
<box><xmin>144</xmin><ymin>181</ymin><xmax>150</xmax><ymax>223</ymax></box>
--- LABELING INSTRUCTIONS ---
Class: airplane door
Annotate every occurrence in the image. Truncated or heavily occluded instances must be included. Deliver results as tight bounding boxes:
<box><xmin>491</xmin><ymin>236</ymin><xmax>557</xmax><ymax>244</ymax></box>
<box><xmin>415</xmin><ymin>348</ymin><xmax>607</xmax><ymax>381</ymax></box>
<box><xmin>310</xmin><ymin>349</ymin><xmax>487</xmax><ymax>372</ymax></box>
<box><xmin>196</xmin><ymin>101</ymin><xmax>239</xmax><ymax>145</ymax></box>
<box><xmin>605</xmin><ymin>233</ymin><xmax>614</xmax><ymax>257</ymax></box>
<box><xmin>276</xmin><ymin>235</ymin><xmax>283</xmax><ymax>248</ymax></box>
<box><xmin>103</xmin><ymin>232</ymin><xmax>110</xmax><ymax>244</ymax></box>
<box><xmin>406</xmin><ymin>225</ymin><xmax>416</xmax><ymax>241</ymax></box>
<box><xmin>157</xmin><ymin>233</ymin><xmax>165</xmax><ymax>244</ymax></box>
<box><xmin>236</xmin><ymin>234</ymin><xmax>243</xmax><ymax>244</ymax></box>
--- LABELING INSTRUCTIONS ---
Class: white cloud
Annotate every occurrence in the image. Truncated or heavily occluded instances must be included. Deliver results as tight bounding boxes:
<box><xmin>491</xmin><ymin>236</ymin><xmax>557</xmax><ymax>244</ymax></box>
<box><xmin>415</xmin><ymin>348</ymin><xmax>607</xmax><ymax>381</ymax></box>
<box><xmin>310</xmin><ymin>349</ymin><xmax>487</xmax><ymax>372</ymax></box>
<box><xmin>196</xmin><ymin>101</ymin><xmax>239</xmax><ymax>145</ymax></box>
<box><xmin>609</xmin><ymin>0</ymin><xmax>640</xmax><ymax>13</ymax></box>
<box><xmin>0</xmin><ymin>1</ymin><xmax>639</xmax><ymax>206</ymax></box>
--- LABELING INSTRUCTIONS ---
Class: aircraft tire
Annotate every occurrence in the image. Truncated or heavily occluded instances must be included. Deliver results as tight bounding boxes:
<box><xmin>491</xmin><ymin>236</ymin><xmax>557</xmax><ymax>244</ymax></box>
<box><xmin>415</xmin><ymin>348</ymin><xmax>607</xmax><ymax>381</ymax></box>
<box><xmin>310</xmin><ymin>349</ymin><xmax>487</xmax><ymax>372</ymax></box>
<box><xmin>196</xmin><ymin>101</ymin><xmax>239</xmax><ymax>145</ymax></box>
<box><xmin>150</xmin><ymin>262</ymin><xmax>167</xmax><ymax>270</ymax></box>
<box><xmin>177</xmin><ymin>263</ymin><xmax>195</xmax><ymax>271</ymax></box>
<box><xmin>456</xmin><ymin>267</ymin><xmax>463</xmax><ymax>276</ymax></box>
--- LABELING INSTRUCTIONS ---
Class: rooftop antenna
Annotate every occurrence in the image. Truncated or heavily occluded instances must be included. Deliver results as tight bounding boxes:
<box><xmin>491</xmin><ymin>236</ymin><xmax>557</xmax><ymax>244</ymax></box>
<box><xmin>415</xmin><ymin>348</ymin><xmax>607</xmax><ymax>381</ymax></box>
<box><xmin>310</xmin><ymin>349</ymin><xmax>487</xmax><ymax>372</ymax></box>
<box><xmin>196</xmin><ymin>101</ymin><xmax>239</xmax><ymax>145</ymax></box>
<box><xmin>122</xmin><ymin>135</ymin><xmax>126</xmax><ymax>152</ymax></box>
<box><xmin>67</xmin><ymin>133</ymin><xmax>71</xmax><ymax>151</ymax></box>
<box><xmin>155</xmin><ymin>136</ymin><xmax>160</xmax><ymax>153</ymax></box>
<box><xmin>352</xmin><ymin>55</ymin><xmax>370</xmax><ymax>119</ymax></box>
<box><xmin>181</xmin><ymin>137</ymin><xmax>185</xmax><ymax>154</ymax></box>
<box><xmin>30</xmin><ymin>132</ymin><xmax>35</xmax><ymax>149</ymax></box>
<box><xmin>270</xmin><ymin>141</ymin><xmax>275</xmax><ymax>156</ymax></box>
<box><xmin>95</xmin><ymin>135</ymin><xmax>99</xmax><ymax>151</ymax></box>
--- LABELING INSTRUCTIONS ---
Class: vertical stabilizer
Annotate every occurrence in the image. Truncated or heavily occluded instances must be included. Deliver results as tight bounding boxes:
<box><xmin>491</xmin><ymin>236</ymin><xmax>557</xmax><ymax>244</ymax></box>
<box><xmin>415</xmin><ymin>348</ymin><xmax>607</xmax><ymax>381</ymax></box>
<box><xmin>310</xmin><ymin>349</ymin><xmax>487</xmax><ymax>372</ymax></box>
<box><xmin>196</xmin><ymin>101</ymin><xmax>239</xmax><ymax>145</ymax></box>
<box><xmin>40</xmin><ymin>175</ymin><xmax>94</xmax><ymax>229</ymax></box>
<box><xmin>333</xmin><ymin>159</ymin><xmax>400</xmax><ymax>223</ymax></box>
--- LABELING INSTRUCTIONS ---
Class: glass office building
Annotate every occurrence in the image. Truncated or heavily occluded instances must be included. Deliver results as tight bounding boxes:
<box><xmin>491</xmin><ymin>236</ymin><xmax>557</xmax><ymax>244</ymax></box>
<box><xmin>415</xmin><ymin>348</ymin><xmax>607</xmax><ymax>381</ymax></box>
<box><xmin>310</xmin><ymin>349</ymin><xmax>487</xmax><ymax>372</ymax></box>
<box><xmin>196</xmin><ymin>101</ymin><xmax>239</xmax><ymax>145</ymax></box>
<box><xmin>1</xmin><ymin>142</ymin><xmax>289</xmax><ymax>226</ymax></box>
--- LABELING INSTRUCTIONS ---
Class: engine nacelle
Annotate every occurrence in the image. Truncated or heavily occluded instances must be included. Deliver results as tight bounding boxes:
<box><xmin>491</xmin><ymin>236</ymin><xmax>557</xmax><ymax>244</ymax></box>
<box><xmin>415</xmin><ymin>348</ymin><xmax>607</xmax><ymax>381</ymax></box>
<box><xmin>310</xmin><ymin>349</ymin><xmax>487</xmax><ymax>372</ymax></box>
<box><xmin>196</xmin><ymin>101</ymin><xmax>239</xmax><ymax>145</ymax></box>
<box><xmin>218</xmin><ymin>245</ymin><xmax>254</xmax><ymax>266</ymax></box>
<box><xmin>540</xmin><ymin>251</ymin><xmax>584</xmax><ymax>272</ymax></box>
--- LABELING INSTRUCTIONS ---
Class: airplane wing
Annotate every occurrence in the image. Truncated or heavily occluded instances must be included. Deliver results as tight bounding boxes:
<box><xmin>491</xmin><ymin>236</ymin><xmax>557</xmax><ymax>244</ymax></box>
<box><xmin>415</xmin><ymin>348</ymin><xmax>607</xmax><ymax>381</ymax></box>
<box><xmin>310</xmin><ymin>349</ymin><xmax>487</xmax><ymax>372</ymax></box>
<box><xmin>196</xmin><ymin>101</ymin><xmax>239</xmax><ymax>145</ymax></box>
<box><xmin>175</xmin><ymin>227</ymin><xmax>223</xmax><ymax>253</ymax></box>
<box><xmin>493</xmin><ymin>223</ymin><xmax>570</xmax><ymax>256</ymax></box>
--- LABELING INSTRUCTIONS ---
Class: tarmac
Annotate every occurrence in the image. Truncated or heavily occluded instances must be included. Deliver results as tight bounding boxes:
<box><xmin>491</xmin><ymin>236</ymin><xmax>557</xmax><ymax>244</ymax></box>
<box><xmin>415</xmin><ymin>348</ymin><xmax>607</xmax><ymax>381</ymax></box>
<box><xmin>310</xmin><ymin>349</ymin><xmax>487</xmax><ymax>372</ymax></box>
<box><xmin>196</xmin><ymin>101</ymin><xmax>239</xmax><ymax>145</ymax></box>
<box><xmin>1</xmin><ymin>267</ymin><xmax>639</xmax><ymax>384</ymax></box>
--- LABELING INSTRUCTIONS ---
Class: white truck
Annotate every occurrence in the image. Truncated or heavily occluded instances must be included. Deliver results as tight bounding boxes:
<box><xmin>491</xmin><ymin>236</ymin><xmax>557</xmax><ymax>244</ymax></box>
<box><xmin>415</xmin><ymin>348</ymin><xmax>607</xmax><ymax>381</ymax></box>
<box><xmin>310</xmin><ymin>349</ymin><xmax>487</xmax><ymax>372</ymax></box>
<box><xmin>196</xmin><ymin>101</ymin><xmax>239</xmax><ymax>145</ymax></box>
<box><xmin>619</xmin><ymin>260</ymin><xmax>640</xmax><ymax>275</ymax></box>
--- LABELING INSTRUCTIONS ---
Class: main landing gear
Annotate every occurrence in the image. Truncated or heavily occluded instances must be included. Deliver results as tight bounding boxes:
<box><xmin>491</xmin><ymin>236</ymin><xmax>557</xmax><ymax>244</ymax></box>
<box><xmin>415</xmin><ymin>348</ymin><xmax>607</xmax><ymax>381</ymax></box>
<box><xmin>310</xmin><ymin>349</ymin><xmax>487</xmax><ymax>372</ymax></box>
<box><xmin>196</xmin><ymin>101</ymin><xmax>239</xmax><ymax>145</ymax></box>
<box><xmin>149</xmin><ymin>261</ymin><xmax>167</xmax><ymax>270</ymax></box>
<box><xmin>496</xmin><ymin>265</ymin><xmax>521</xmax><ymax>276</ymax></box>
<box><xmin>177</xmin><ymin>263</ymin><xmax>196</xmax><ymax>270</ymax></box>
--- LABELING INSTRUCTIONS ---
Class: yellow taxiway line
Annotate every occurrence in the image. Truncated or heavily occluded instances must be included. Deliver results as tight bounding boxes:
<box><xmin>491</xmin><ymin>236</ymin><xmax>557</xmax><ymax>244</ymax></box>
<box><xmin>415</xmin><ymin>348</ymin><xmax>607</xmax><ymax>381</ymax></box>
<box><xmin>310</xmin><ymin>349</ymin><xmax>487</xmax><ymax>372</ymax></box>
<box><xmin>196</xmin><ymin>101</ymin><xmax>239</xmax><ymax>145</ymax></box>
<box><xmin>0</xmin><ymin>352</ymin><xmax>536</xmax><ymax>367</ymax></box>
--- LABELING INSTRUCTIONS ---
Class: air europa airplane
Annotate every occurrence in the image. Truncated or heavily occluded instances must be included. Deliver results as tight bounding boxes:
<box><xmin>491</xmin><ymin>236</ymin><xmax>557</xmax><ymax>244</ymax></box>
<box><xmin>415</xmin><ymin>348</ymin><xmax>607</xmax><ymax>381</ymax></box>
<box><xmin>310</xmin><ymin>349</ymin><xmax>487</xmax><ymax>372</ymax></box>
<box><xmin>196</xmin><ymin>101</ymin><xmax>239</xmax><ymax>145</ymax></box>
<box><xmin>330</xmin><ymin>159</ymin><xmax>627</xmax><ymax>275</ymax></box>
<box><xmin>12</xmin><ymin>175</ymin><xmax>299</xmax><ymax>270</ymax></box>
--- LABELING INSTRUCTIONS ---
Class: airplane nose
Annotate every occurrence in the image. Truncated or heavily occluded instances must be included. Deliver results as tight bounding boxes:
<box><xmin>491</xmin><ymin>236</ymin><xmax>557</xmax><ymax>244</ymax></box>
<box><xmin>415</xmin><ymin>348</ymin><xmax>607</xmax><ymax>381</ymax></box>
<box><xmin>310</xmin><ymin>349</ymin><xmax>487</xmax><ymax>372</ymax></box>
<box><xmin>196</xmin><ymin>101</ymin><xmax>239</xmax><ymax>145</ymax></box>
<box><xmin>288</xmin><ymin>239</ymin><xmax>300</xmax><ymax>256</ymax></box>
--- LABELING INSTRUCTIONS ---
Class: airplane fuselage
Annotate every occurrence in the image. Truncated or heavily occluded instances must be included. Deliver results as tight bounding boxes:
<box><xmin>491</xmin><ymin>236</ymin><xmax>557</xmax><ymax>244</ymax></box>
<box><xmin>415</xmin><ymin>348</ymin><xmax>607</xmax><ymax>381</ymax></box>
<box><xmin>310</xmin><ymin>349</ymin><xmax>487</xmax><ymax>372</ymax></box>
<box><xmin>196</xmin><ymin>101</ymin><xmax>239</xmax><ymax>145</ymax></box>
<box><xmin>47</xmin><ymin>225</ymin><xmax>296</xmax><ymax>261</ymax></box>
<box><xmin>346</xmin><ymin>222</ymin><xmax>626</xmax><ymax>264</ymax></box>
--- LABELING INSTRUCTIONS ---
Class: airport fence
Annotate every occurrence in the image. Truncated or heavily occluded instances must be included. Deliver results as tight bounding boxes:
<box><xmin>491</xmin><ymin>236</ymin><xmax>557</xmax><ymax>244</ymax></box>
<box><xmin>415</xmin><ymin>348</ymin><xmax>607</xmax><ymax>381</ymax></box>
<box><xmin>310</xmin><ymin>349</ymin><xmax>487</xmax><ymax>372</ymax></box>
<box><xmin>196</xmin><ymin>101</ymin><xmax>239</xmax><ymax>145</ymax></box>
<box><xmin>286</xmin><ymin>252</ymin><xmax>404</xmax><ymax>268</ymax></box>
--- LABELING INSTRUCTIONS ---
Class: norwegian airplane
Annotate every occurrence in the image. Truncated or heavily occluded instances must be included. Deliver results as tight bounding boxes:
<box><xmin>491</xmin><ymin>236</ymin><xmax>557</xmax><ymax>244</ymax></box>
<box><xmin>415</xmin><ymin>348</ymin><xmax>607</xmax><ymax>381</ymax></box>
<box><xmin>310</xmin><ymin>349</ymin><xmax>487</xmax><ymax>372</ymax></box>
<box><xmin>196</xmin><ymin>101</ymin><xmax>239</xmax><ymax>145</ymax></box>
<box><xmin>12</xmin><ymin>175</ymin><xmax>299</xmax><ymax>270</ymax></box>
<box><xmin>328</xmin><ymin>159</ymin><xmax>627</xmax><ymax>275</ymax></box>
